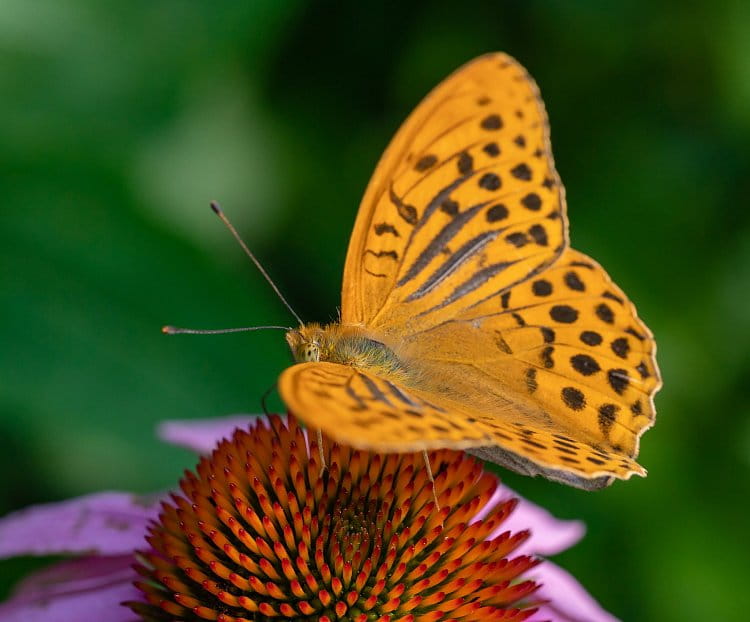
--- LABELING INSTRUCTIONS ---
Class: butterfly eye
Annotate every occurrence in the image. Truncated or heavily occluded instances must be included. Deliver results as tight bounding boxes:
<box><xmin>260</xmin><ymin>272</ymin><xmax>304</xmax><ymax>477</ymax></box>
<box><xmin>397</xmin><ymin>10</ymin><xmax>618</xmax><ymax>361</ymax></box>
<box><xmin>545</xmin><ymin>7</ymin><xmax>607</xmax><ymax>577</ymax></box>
<box><xmin>302</xmin><ymin>343</ymin><xmax>320</xmax><ymax>362</ymax></box>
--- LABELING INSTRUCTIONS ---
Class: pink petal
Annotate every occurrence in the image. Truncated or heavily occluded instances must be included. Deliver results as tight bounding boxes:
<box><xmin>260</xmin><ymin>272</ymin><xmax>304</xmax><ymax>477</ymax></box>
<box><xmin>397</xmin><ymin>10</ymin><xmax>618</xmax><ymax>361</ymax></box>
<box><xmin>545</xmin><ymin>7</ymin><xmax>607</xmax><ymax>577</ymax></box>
<box><xmin>0</xmin><ymin>492</ymin><xmax>157</xmax><ymax>558</ymax></box>
<box><xmin>0</xmin><ymin>555</ymin><xmax>141</xmax><ymax>622</ymax></box>
<box><xmin>478</xmin><ymin>485</ymin><xmax>585</xmax><ymax>556</ymax></box>
<box><xmin>530</xmin><ymin>561</ymin><xmax>620</xmax><ymax>622</ymax></box>
<box><xmin>157</xmin><ymin>414</ymin><xmax>260</xmax><ymax>454</ymax></box>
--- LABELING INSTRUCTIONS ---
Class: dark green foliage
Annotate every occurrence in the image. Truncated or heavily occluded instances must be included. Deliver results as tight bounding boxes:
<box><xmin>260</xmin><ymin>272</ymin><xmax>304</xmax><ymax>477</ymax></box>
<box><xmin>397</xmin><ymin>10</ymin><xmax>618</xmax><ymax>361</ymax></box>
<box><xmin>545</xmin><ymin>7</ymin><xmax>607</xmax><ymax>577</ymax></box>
<box><xmin>1</xmin><ymin>2</ymin><xmax>748</xmax><ymax>620</ymax></box>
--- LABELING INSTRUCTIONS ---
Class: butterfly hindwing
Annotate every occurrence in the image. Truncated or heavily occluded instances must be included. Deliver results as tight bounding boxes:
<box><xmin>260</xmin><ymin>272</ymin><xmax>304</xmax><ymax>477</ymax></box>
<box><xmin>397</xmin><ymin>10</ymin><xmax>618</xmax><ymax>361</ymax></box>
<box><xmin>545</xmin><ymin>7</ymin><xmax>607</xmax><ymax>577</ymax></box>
<box><xmin>402</xmin><ymin>248</ymin><xmax>661</xmax><ymax>471</ymax></box>
<box><xmin>342</xmin><ymin>53</ymin><xmax>568</xmax><ymax>332</ymax></box>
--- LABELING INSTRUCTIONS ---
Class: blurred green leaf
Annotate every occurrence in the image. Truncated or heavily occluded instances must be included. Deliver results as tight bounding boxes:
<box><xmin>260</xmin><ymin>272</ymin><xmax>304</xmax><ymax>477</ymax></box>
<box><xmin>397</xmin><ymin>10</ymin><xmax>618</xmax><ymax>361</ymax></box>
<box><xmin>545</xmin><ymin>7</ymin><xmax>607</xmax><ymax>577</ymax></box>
<box><xmin>1</xmin><ymin>1</ymin><xmax>749</xmax><ymax>619</ymax></box>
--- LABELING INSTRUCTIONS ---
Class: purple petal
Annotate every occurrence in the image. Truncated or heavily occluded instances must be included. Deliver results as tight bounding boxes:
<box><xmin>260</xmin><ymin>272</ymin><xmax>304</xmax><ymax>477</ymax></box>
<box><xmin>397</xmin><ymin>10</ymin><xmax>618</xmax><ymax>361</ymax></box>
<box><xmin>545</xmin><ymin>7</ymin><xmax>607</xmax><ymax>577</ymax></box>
<box><xmin>157</xmin><ymin>414</ymin><xmax>261</xmax><ymax>454</ymax></box>
<box><xmin>478</xmin><ymin>485</ymin><xmax>585</xmax><ymax>556</ymax></box>
<box><xmin>0</xmin><ymin>492</ymin><xmax>158</xmax><ymax>558</ymax></box>
<box><xmin>0</xmin><ymin>555</ymin><xmax>141</xmax><ymax>622</ymax></box>
<box><xmin>530</xmin><ymin>561</ymin><xmax>620</xmax><ymax>622</ymax></box>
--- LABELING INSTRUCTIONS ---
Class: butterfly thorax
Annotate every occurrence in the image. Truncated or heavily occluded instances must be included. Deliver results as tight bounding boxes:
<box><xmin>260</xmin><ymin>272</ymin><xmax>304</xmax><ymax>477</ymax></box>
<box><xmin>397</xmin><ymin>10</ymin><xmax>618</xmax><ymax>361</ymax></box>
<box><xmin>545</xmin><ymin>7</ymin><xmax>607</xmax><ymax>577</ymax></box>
<box><xmin>286</xmin><ymin>323</ymin><xmax>409</xmax><ymax>380</ymax></box>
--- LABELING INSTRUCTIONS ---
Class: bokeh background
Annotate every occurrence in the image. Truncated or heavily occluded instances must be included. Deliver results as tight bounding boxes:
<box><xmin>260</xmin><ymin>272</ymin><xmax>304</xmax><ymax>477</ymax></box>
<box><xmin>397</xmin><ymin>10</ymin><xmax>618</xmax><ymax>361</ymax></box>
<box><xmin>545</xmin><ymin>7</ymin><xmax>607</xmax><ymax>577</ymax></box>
<box><xmin>1</xmin><ymin>1</ymin><xmax>749</xmax><ymax>620</ymax></box>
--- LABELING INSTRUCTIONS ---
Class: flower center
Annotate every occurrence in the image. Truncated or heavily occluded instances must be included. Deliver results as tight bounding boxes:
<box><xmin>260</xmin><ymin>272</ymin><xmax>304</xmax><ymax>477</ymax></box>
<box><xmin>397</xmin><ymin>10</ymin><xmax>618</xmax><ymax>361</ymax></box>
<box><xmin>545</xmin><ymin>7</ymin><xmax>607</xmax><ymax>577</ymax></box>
<box><xmin>331</xmin><ymin>498</ymin><xmax>379</xmax><ymax>550</ymax></box>
<box><xmin>130</xmin><ymin>415</ymin><xmax>541</xmax><ymax>622</ymax></box>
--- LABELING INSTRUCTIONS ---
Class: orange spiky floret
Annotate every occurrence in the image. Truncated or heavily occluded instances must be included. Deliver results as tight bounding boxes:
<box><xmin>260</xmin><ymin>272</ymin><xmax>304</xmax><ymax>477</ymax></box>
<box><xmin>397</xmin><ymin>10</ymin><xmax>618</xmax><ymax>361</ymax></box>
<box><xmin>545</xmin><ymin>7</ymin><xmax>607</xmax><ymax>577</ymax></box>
<box><xmin>130</xmin><ymin>415</ymin><xmax>541</xmax><ymax>622</ymax></box>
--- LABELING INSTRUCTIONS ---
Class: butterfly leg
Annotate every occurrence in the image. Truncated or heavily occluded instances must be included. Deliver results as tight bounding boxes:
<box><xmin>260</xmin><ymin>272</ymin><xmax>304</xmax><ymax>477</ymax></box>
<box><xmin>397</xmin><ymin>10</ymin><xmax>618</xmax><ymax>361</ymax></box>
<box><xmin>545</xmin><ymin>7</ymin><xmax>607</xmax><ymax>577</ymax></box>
<box><xmin>422</xmin><ymin>450</ymin><xmax>440</xmax><ymax>511</ymax></box>
<box><xmin>316</xmin><ymin>428</ymin><xmax>328</xmax><ymax>474</ymax></box>
<box><xmin>260</xmin><ymin>382</ymin><xmax>276</xmax><ymax>416</ymax></box>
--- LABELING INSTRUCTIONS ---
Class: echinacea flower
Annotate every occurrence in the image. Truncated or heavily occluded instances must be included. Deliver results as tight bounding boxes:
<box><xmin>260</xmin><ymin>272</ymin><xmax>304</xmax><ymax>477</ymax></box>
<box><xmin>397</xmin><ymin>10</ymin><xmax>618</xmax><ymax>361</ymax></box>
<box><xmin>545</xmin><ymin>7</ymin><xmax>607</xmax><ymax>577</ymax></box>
<box><xmin>0</xmin><ymin>415</ymin><xmax>618</xmax><ymax>622</ymax></box>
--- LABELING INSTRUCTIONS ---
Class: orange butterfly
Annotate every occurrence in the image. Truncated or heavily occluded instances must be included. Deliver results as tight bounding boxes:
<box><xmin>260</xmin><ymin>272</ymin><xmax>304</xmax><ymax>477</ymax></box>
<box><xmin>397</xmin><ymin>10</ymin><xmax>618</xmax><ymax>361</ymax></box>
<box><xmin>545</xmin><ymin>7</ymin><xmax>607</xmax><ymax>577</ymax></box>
<box><xmin>278</xmin><ymin>53</ymin><xmax>661</xmax><ymax>490</ymax></box>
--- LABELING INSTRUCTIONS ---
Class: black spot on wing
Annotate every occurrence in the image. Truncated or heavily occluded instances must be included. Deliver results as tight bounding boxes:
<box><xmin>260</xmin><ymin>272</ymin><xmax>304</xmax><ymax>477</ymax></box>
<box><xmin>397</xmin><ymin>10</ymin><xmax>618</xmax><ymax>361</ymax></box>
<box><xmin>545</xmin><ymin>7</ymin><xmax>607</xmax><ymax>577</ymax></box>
<box><xmin>520</xmin><ymin>193</ymin><xmax>542</xmax><ymax>211</ymax></box>
<box><xmin>441</xmin><ymin>199</ymin><xmax>459</xmax><ymax>216</ymax></box>
<box><xmin>532</xmin><ymin>279</ymin><xmax>552</xmax><ymax>296</ymax></box>
<box><xmin>598</xmin><ymin>404</ymin><xmax>618</xmax><ymax>434</ymax></box>
<box><xmin>586</xmin><ymin>456</ymin><xmax>607</xmax><ymax>466</ymax></box>
<box><xmin>525</xmin><ymin>368</ymin><xmax>538</xmax><ymax>393</ymax></box>
<box><xmin>520</xmin><ymin>437</ymin><xmax>547</xmax><ymax>450</ymax></box>
<box><xmin>414</xmin><ymin>154</ymin><xmax>438</xmax><ymax>172</ymax></box>
<box><xmin>607</xmin><ymin>368</ymin><xmax>630</xmax><ymax>394</ymax></box>
<box><xmin>384</xmin><ymin>380</ymin><xmax>417</xmax><ymax>406</ymax></box>
<box><xmin>483</xmin><ymin>142</ymin><xmax>500</xmax><ymax>157</ymax></box>
<box><xmin>550</xmin><ymin>305</ymin><xmax>578</xmax><ymax>323</ymax></box>
<box><xmin>510</xmin><ymin>163</ymin><xmax>532</xmax><ymax>180</ymax></box>
<box><xmin>374</xmin><ymin>223</ymin><xmax>400</xmax><ymax>237</ymax></box>
<box><xmin>486</xmin><ymin>204</ymin><xmax>508</xmax><ymax>222</ymax></box>
<box><xmin>345</xmin><ymin>385</ymin><xmax>367</xmax><ymax>410</ymax></box>
<box><xmin>580</xmin><ymin>331</ymin><xmax>602</xmax><ymax>346</ymax></box>
<box><xmin>364</xmin><ymin>249</ymin><xmax>399</xmax><ymax>261</ymax></box>
<box><xmin>553</xmin><ymin>437</ymin><xmax>577</xmax><ymax>451</ymax></box>
<box><xmin>494</xmin><ymin>333</ymin><xmax>512</xmax><ymax>354</ymax></box>
<box><xmin>636</xmin><ymin>361</ymin><xmax>651</xmax><ymax>379</ymax></box>
<box><xmin>610</xmin><ymin>337</ymin><xmax>630</xmax><ymax>359</ymax></box>
<box><xmin>389</xmin><ymin>186</ymin><xmax>418</xmax><ymax>225</ymax></box>
<box><xmin>626</xmin><ymin>326</ymin><xmax>646</xmax><ymax>341</ymax></box>
<box><xmin>541</xmin><ymin>346</ymin><xmax>554</xmax><ymax>369</ymax></box>
<box><xmin>481</xmin><ymin>114</ymin><xmax>503</xmax><ymax>130</ymax></box>
<box><xmin>570</xmin><ymin>354</ymin><xmax>601</xmax><ymax>376</ymax></box>
<box><xmin>564</xmin><ymin>271</ymin><xmax>585</xmax><ymax>291</ymax></box>
<box><xmin>457</xmin><ymin>151</ymin><xmax>473</xmax><ymax>175</ymax></box>
<box><xmin>528</xmin><ymin>224</ymin><xmax>548</xmax><ymax>246</ymax></box>
<box><xmin>595</xmin><ymin>303</ymin><xmax>615</xmax><ymax>324</ymax></box>
<box><xmin>505</xmin><ymin>232</ymin><xmax>529</xmax><ymax>248</ymax></box>
<box><xmin>603</xmin><ymin>291</ymin><xmax>625</xmax><ymax>305</ymax></box>
<box><xmin>479</xmin><ymin>173</ymin><xmax>501</xmax><ymax>191</ymax></box>
<box><xmin>562</xmin><ymin>387</ymin><xmax>585</xmax><ymax>411</ymax></box>
<box><xmin>570</xmin><ymin>260</ymin><xmax>595</xmax><ymax>269</ymax></box>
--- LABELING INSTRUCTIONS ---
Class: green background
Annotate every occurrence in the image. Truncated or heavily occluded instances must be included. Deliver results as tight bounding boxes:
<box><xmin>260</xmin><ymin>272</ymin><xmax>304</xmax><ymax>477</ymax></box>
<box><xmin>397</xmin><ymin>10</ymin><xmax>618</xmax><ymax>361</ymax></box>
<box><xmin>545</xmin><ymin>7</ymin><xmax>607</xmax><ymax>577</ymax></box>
<box><xmin>1</xmin><ymin>1</ymin><xmax>749</xmax><ymax>620</ymax></box>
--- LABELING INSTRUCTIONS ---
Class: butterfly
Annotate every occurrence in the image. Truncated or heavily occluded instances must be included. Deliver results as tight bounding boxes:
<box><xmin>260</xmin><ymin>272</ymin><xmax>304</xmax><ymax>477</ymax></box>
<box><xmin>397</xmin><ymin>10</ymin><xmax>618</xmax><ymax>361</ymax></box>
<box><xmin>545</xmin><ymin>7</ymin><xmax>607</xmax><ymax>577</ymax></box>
<box><xmin>278</xmin><ymin>53</ymin><xmax>661</xmax><ymax>490</ymax></box>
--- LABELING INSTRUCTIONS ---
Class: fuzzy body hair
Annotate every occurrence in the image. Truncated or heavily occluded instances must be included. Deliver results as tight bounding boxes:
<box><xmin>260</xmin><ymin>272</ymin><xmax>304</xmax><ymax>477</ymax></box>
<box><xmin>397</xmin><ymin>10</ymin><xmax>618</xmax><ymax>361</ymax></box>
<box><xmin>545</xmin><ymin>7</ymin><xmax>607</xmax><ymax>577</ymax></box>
<box><xmin>286</xmin><ymin>323</ymin><xmax>413</xmax><ymax>384</ymax></box>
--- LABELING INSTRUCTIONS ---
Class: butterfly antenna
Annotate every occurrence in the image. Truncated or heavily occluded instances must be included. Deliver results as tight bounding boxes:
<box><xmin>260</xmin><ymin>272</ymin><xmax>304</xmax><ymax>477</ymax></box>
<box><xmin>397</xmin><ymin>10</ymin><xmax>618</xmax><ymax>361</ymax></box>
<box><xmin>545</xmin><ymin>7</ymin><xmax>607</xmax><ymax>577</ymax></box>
<box><xmin>210</xmin><ymin>200</ymin><xmax>304</xmax><ymax>326</ymax></box>
<box><xmin>162</xmin><ymin>325</ymin><xmax>290</xmax><ymax>335</ymax></box>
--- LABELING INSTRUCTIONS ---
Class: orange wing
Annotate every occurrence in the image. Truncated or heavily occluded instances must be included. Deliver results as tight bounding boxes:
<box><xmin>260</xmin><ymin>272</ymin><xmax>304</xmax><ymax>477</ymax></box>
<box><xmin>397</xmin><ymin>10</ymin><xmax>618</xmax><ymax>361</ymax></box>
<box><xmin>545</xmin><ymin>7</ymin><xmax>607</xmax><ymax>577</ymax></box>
<box><xmin>278</xmin><ymin>359</ymin><xmax>645</xmax><ymax>490</ymax></box>
<box><xmin>341</xmin><ymin>53</ymin><xmax>567</xmax><ymax>332</ymax></box>
<box><xmin>282</xmin><ymin>53</ymin><xmax>660</xmax><ymax>488</ymax></box>
<box><xmin>402</xmin><ymin>248</ymin><xmax>661</xmax><ymax>468</ymax></box>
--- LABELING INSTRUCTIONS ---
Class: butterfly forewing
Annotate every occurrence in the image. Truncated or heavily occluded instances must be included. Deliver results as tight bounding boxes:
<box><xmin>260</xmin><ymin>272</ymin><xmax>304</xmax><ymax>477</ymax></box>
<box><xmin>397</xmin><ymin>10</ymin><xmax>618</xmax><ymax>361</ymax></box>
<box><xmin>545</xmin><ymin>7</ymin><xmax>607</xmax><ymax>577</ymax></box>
<box><xmin>279</xmin><ymin>362</ymin><xmax>491</xmax><ymax>450</ymax></box>
<box><xmin>342</xmin><ymin>53</ymin><xmax>568</xmax><ymax>331</ymax></box>
<box><xmin>278</xmin><ymin>359</ymin><xmax>648</xmax><ymax>488</ymax></box>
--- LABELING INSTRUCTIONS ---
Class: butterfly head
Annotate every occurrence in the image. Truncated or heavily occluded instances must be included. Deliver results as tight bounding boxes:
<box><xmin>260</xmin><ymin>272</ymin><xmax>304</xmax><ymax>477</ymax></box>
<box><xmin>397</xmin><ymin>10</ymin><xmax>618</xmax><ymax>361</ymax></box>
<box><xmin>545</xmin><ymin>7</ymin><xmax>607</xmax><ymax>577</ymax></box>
<box><xmin>286</xmin><ymin>324</ymin><xmax>325</xmax><ymax>363</ymax></box>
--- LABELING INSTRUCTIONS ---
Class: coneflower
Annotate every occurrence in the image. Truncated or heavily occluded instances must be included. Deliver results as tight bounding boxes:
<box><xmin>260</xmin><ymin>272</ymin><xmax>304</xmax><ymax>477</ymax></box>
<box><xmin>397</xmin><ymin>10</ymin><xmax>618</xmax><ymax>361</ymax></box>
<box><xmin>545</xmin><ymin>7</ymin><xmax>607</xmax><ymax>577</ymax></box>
<box><xmin>131</xmin><ymin>415</ymin><xmax>542</xmax><ymax>621</ymax></box>
<box><xmin>0</xmin><ymin>414</ymin><xmax>617</xmax><ymax>622</ymax></box>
